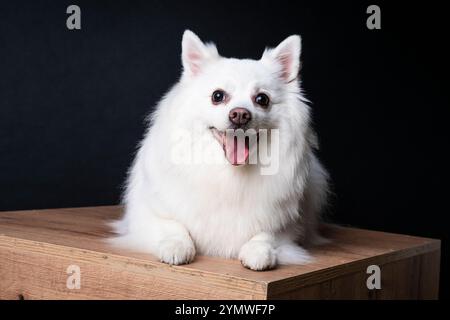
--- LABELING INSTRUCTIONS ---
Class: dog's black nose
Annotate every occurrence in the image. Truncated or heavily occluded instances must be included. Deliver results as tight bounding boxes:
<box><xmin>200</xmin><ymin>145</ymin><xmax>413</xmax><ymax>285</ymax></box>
<box><xmin>229</xmin><ymin>108</ymin><xmax>252</xmax><ymax>126</ymax></box>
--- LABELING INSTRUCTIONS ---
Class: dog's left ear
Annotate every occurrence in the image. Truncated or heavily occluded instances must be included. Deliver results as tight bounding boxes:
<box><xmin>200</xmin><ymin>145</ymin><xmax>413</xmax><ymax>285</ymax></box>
<box><xmin>262</xmin><ymin>35</ymin><xmax>302</xmax><ymax>83</ymax></box>
<box><xmin>181</xmin><ymin>30</ymin><xmax>219</xmax><ymax>77</ymax></box>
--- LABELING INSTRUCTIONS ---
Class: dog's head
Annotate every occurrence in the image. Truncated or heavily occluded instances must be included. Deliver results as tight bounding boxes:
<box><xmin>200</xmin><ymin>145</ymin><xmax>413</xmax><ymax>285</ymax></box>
<box><xmin>174</xmin><ymin>30</ymin><xmax>308</xmax><ymax>167</ymax></box>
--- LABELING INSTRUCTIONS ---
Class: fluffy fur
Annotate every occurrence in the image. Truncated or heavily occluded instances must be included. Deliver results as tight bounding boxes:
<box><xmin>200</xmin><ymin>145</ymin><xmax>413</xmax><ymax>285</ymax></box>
<box><xmin>111</xmin><ymin>30</ymin><xmax>329</xmax><ymax>270</ymax></box>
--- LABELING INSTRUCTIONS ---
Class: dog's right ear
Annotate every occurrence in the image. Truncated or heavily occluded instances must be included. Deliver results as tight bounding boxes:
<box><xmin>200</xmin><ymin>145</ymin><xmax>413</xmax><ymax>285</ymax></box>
<box><xmin>182</xmin><ymin>30</ymin><xmax>219</xmax><ymax>77</ymax></box>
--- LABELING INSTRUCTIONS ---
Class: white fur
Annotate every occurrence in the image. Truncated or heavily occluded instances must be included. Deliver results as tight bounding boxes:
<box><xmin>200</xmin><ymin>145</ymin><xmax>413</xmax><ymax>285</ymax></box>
<box><xmin>110</xmin><ymin>30</ymin><xmax>329</xmax><ymax>270</ymax></box>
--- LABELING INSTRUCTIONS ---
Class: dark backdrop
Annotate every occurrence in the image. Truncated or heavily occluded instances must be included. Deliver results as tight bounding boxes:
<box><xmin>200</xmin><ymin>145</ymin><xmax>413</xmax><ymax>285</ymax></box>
<box><xmin>1</xmin><ymin>1</ymin><xmax>448</xmax><ymax>298</ymax></box>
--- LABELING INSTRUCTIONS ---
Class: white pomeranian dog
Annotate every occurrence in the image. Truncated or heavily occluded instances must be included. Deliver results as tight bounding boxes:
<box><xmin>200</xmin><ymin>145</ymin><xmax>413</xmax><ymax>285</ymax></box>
<box><xmin>111</xmin><ymin>30</ymin><xmax>329</xmax><ymax>270</ymax></box>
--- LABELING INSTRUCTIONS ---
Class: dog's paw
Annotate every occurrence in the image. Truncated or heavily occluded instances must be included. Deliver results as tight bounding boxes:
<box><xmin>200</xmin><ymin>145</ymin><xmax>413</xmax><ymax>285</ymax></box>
<box><xmin>238</xmin><ymin>241</ymin><xmax>277</xmax><ymax>271</ymax></box>
<box><xmin>158</xmin><ymin>237</ymin><xmax>196</xmax><ymax>265</ymax></box>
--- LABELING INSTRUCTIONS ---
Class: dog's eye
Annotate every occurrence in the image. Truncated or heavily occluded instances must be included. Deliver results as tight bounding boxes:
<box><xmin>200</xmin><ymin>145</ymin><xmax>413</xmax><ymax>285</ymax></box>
<box><xmin>255</xmin><ymin>93</ymin><xmax>270</xmax><ymax>108</ymax></box>
<box><xmin>212</xmin><ymin>90</ymin><xmax>226</xmax><ymax>104</ymax></box>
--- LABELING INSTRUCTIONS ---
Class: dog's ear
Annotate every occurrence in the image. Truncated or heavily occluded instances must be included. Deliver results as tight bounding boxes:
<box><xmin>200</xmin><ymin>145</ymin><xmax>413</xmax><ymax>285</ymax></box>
<box><xmin>262</xmin><ymin>35</ymin><xmax>302</xmax><ymax>83</ymax></box>
<box><xmin>181</xmin><ymin>30</ymin><xmax>219</xmax><ymax>77</ymax></box>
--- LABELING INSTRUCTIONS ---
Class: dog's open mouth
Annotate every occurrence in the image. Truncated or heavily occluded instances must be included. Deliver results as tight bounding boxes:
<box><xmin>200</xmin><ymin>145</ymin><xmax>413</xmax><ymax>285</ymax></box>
<box><xmin>210</xmin><ymin>127</ymin><xmax>257</xmax><ymax>166</ymax></box>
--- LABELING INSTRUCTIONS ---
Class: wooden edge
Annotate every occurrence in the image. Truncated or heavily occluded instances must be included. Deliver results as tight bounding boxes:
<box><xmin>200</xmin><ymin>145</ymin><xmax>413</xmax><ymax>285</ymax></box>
<box><xmin>266</xmin><ymin>238</ymin><xmax>441</xmax><ymax>298</ymax></box>
<box><xmin>0</xmin><ymin>235</ymin><xmax>268</xmax><ymax>299</ymax></box>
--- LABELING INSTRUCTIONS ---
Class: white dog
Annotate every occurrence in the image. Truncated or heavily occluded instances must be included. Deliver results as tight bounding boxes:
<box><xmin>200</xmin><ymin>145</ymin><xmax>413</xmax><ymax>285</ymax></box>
<box><xmin>111</xmin><ymin>30</ymin><xmax>329</xmax><ymax>270</ymax></box>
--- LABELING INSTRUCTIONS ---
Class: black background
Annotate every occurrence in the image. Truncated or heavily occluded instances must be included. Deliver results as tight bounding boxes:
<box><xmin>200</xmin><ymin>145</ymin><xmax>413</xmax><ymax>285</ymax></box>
<box><xmin>0</xmin><ymin>1</ymin><xmax>448</xmax><ymax>298</ymax></box>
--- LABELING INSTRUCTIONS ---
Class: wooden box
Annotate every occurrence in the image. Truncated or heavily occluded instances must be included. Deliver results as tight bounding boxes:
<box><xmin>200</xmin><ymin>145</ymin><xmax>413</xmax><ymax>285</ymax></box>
<box><xmin>0</xmin><ymin>206</ymin><xmax>440</xmax><ymax>299</ymax></box>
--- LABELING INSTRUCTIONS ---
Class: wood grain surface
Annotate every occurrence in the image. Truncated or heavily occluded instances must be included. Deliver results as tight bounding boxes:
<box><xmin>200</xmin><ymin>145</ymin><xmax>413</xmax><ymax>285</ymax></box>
<box><xmin>0</xmin><ymin>206</ymin><xmax>441</xmax><ymax>299</ymax></box>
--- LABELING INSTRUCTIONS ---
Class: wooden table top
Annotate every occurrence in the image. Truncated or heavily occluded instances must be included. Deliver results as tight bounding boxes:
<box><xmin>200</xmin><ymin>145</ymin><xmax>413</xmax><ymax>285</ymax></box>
<box><xmin>0</xmin><ymin>206</ymin><xmax>440</xmax><ymax>299</ymax></box>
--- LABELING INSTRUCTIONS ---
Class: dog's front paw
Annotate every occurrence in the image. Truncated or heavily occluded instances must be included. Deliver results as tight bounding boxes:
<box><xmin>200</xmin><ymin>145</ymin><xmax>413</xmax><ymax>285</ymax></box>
<box><xmin>158</xmin><ymin>237</ymin><xmax>196</xmax><ymax>265</ymax></box>
<box><xmin>239</xmin><ymin>241</ymin><xmax>277</xmax><ymax>271</ymax></box>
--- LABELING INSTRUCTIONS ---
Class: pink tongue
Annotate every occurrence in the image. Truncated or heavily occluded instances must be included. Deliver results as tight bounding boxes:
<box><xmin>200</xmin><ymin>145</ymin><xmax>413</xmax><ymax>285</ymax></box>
<box><xmin>223</xmin><ymin>135</ymin><xmax>249</xmax><ymax>165</ymax></box>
